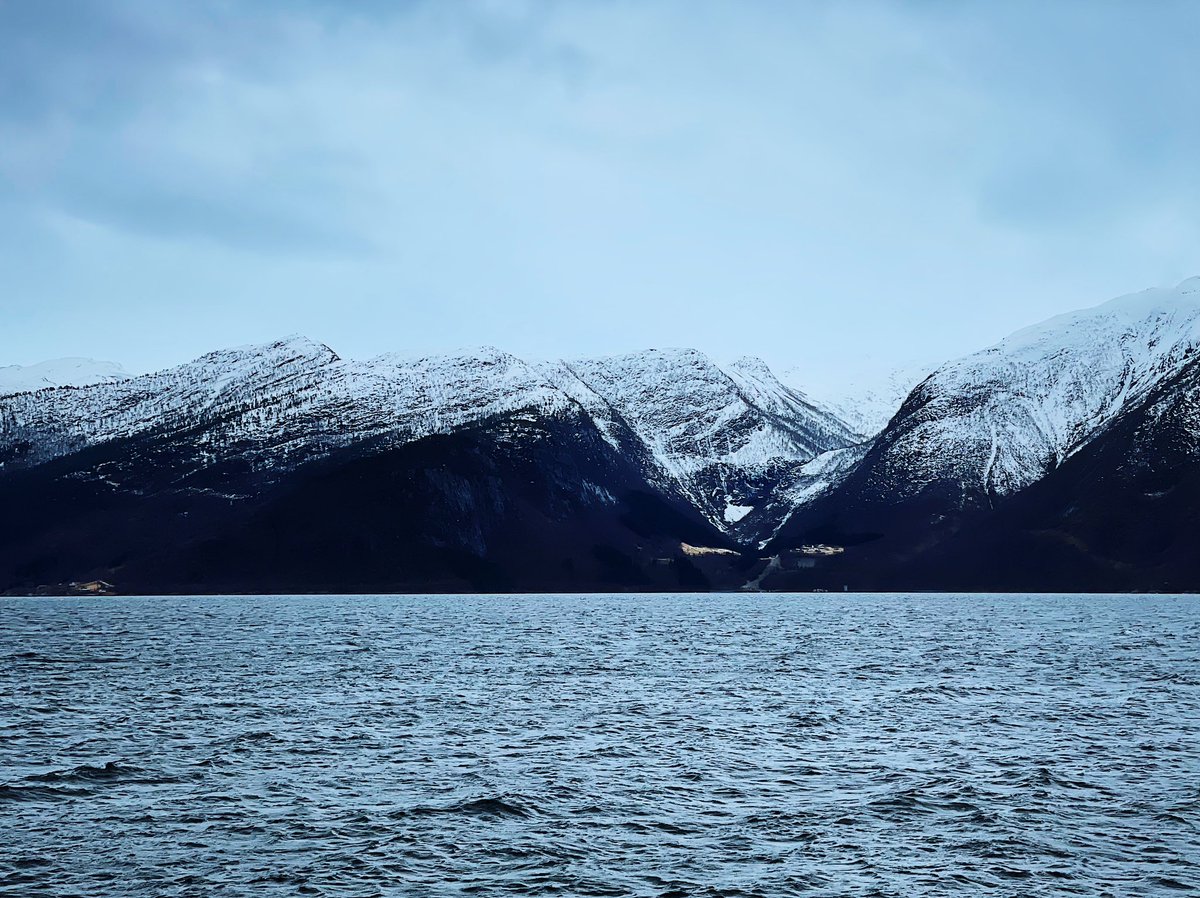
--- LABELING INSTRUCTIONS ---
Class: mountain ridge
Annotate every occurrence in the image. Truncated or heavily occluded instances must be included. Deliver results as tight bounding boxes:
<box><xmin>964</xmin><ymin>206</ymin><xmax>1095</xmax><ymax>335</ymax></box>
<box><xmin>764</xmin><ymin>277</ymin><xmax>1200</xmax><ymax>590</ymax></box>
<box><xmin>0</xmin><ymin>340</ymin><xmax>861</xmax><ymax>544</ymax></box>
<box><xmin>5</xmin><ymin>277</ymin><xmax>1200</xmax><ymax>593</ymax></box>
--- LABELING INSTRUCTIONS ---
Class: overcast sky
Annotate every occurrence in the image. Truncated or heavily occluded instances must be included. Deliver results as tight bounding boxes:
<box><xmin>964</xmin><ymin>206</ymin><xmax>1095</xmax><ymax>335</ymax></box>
<box><xmin>2</xmin><ymin>0</ymin><xmax>1198</xmax><ymax>394</ymax></box>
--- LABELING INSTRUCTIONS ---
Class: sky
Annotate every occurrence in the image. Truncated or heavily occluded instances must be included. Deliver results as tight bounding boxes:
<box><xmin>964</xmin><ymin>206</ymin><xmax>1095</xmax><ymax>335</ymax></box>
<box><xmin>2</xmin><ymin>0</ymin><xmax>1198</xmax><ymax>396</ymax></box>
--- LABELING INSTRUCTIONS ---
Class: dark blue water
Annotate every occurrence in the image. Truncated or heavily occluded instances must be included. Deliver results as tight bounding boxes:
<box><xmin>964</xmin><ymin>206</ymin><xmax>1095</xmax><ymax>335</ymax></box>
<box><xmin>1</xmin><ymin>593</ymin><xmax>1197</xmax><ymax>896</ymax></box>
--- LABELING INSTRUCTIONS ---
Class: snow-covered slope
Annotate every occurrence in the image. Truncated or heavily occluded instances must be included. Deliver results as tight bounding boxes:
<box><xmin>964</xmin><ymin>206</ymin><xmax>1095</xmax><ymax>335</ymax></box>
<box><xmin>563</xmin><ymin>350</ymin><xmax>855</xmax><ymax>474</ymax></box>
<box><xmin>854</xmin><ymin>277</ymin><xmax>1200</xmax><ymax>505</ymax></box>
<box><xmin>553</xmin><ymin>350</ymin><xmax>861</xmax><ymax>536</ymax></box>
<box><xmin>724</xmin><ymin>356</ymin><xmax>863</xmax><ymax>453</ymax></box>
<box><xmin>0</xmin><ymin>358</ymin><xmax>129</xmax><ymax>395</ymax></box>
<box><xmin>780</xmin><ymin>362</ymin><xmax>934</xmax><ymax>438</ymax></box>
<box><xmin>0</xmin><ymin>340</ymin><xmax>861</xmax><ymax>537</ymax></box>
<box><xmin>0</xmin><ymin>337</ymin><xmax>343</xmax><ymax>470</ymax></box>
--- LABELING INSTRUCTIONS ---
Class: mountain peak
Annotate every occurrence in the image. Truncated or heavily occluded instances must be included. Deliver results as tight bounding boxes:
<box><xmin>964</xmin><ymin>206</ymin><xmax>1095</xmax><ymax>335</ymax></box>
<box><xmin>248</xmin><ymin>334</ymin><xmax>341</xmax><ymax>362</ymax></box>
<box><xmin>726</xmin><ymin>356</ymin><xmax>776</xmax><ymax>379</ymax></box>
<box><xmin>1176</xmin><ymin>275</ymin><xmax>1200</xmax><ymax>294</ymax></box>
<box><xmin>849</xmin><ymin>279</ymin><xmax>1200</xmax><ymax>506</ymax></box>
<box><xmin>0</xmin><ymin>357</ymin><xmax>130</xmax><ymax>395</ymax></box>
<box><xmin>188</xmin><ymin>335</ymin><xmax>340</xmax><ymax>373</ymax></box>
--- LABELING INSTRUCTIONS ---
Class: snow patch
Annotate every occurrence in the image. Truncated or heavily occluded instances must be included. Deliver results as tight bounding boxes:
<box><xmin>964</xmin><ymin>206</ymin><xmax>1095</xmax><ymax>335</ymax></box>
<box><xmin>723</xmin><ymin>502</ymin><xmax>754</xmax><ymax>524</ymax></box>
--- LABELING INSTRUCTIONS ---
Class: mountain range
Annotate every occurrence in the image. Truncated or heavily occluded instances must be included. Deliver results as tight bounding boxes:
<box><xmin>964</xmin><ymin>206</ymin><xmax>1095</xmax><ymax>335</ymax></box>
<box><xmin>4</xmin><ymin>277</ymin><xmax>1200</xmax><ymax>594</ymax></box>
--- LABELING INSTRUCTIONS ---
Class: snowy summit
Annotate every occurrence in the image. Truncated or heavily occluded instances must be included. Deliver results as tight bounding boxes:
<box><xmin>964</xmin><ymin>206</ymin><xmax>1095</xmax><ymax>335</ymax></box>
<box><xmin>0</xmin><ymin>358</ymin><xmax>129</xmax><ymax>396</ymax></box>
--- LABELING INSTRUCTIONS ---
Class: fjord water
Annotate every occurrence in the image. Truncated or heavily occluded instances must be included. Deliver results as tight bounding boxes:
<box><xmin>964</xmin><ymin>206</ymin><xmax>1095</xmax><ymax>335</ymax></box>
<box><xmin>1</xmin><ymin>594</ymin><xmax>1197</xmax><ymax>896</ymax></box>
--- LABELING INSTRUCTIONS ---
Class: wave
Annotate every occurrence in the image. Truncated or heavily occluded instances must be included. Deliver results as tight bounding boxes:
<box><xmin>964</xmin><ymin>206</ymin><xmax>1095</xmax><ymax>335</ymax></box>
<box><xmin>0</xmin><ymin>783</ymin><xmax>89</xmax><ymax>802</ymax></box>
<box><xmin>5</xmin><ymin>651</ymin><xmax>124</xmax><ymax>665</ymax></box>
<box><xmin>21</xmin><ymin>761</ymin><xmax>183</xmax><ymax>789</ymax></box>
<box><xmin>29</xmin><ymin>761</ymin><xmax>143</xmax><ymax>783</ymax></box>
<box><xmin>398</xmin><ymin>796</ymin><xmax>535</xmax><ymax>819</ymax></box>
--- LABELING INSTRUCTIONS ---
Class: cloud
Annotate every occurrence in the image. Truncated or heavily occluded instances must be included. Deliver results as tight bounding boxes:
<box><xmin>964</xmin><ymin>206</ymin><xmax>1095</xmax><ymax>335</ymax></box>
<box><xmin>0</xmin><ymin>0</ymin><xmax>590</xmax><ymax>253</ymax></box>
<box><xmin>909</xmin><ymin>1</ymin><xmax>1200</xmax><ymax>234</ymax></box>
<box><xmin>0</xmin><ymin>0</ymin><xmax>1197</xmax><ymax>381</ymax></box>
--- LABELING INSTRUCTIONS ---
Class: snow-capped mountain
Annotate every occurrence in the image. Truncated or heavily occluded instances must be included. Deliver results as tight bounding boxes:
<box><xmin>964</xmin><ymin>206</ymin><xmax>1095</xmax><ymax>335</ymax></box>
<box><xmin>806</xmin><ymin>348</ymin><xmax>1200</xmax><ymax>593</ymax></box>
<box><xmin>839</xmin><ymin>277</ymin><xmax>1200</xmax><ymax>508</ymax></box>
<box><xmin>0</xmin><ymin>337</ymin><xmax>343</xmax><ymax>471</ymax></box>
<box><xmin>0</xmin><ymin>340</ymin><xmax>859</xmax><ymax>537</ymax></box>
<box><xmin>8</xmin><ymin>277</ymin><xmax>1200</xmax><ymax>595</ymax></box>
<box><xmin>0</xmin><ymin>358</ymin><xmax>129</xmax><ymax>395</ymax></box>
<box><xmin>760</xmin><ymin>276</ymin><xmax>1200</xmax><ymax>592</ymax></box>
<box><xmin>552</xmin><ymin>351</ymin><xmax>859</xmax><ymax>535</ymax></box>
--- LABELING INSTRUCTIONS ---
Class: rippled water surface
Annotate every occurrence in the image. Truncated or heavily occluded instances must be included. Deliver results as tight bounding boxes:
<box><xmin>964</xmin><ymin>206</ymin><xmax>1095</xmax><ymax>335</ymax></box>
<box><xmin>1</xmin><ymin>593</ymin><xmax>1198</xmax><ymax>896</ymax></box>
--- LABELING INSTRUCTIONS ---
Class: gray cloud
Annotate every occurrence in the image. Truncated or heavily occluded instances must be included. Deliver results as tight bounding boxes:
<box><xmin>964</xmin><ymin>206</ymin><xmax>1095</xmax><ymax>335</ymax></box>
<box><xmin>923</xmin><ymin>1</ymin><xmax>1200</xmax><ymax>231</ymax></box>
<box><xmin>0</xmin><ymin>0</ymin><xmax>1197</xmax><ymax>387</ymax></box>
<box><xmin>0</xmin><ymin>0</ymin><xmax>590</xmax><ymax>252</ymax></box>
